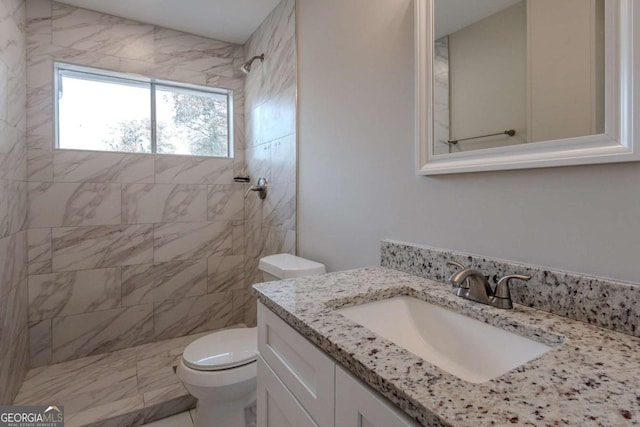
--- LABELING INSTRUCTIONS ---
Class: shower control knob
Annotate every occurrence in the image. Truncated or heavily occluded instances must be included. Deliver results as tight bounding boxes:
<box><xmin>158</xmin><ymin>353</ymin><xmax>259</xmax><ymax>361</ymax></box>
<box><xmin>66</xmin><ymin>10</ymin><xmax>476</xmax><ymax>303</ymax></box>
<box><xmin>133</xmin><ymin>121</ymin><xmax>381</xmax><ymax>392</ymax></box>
<box><xmin>244</xmin><ymin>177</ymin><xmax>268</xmax><ymax>200</ymax></box>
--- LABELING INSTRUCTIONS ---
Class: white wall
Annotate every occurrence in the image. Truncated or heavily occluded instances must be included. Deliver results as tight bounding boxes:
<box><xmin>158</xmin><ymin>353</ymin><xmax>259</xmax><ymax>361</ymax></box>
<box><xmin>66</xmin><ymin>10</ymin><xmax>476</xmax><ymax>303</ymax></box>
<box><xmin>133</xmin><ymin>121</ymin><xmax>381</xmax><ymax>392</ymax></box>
<box><xmin>297</xmin><ymin>0</ymin><xmax>640</xmax><ymax>283</ymax></box>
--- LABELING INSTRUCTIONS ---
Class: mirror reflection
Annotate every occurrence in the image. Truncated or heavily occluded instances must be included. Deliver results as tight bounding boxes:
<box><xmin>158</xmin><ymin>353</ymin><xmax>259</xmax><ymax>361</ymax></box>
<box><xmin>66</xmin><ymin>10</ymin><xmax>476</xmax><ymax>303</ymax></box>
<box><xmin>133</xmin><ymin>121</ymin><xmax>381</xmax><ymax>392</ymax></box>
<box><xmin>433</xmin><ymin>0</ymin><xmax>605</xmax><ymax>155</ymax></box>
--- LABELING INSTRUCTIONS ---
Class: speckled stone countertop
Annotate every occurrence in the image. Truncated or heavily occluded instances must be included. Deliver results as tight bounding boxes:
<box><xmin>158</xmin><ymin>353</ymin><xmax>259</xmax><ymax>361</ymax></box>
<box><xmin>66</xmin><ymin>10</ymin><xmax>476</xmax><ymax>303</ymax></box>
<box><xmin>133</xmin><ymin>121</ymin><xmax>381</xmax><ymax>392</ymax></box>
<box><xmin>252</xmin><ymin>267</ymin><xmax>640</xmax><ymax>427</ymax></box>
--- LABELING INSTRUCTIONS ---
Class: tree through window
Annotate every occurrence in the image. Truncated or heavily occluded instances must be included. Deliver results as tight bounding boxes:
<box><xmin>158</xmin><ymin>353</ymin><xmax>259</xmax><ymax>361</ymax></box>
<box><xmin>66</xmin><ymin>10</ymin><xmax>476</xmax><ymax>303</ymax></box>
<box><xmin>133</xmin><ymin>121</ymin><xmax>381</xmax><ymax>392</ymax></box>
<box><xmin>56</xmin><ymin>63</ymin><xmax>232</xmax><ymax>157</ymax></box>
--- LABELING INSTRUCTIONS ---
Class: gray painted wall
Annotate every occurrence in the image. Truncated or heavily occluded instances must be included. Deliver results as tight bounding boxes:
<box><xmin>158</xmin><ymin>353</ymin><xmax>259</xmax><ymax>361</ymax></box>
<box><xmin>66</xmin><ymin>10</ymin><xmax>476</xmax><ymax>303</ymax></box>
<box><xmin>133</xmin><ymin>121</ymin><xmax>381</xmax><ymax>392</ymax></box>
<box><xmin>297</xmin><ymin>0</ymin><xmax>640</xmax><ymax>283</ymax></box>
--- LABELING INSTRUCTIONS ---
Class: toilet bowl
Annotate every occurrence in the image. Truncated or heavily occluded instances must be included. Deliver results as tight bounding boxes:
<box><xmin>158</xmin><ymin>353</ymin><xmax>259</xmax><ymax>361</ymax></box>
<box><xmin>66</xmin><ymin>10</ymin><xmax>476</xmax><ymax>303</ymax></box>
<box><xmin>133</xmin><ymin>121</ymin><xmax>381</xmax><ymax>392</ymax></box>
<box><xmin>177</xmin><ymin>254</ymin><xmax>326</xmax><ymax>427</ymax></box>
<box><xmin>177</xmin><ymin>327</ymin><xmax>258</xmax><ymax>427</ymax></box>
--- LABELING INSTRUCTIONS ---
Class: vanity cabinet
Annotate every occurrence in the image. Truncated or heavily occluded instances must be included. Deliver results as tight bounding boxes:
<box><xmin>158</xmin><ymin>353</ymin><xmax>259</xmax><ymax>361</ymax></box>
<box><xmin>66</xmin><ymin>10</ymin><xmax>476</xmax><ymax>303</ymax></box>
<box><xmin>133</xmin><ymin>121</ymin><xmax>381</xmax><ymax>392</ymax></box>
<box><xmin>257</xmin><ymin>302</ymin><xmax>419</xmax><ymax>427</ymax></box>
<box><xmin>257</xmin><ymin>302</ymin><xmax>335</xmax><ymax>426</ymax></box>
<box><xmin>257</xmin><ymin>356</ymin><xmax>318</xmax><ymax>427</ymax></box>
<box><xmin>335</xmin><ymin>366</ymin><xmax>418</xmax><ymax>427</ymax></box>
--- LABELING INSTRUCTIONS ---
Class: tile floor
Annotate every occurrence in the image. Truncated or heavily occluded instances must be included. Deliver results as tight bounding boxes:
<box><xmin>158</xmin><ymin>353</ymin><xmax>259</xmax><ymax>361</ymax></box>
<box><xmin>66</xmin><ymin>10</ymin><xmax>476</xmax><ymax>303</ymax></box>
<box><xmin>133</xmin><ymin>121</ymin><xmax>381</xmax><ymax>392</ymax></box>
<box><xmin>13</xmin><ymin>329</ymin><xmax>240</xmax><ymax>427</ymax></box>
<box><xmin>144</xmin><ymin>411</ymin><xmax>194</xmax><ymax>427</ymax></box>
<box><xmin>143</xmin><ymin>406</ymin><xmax>256</xmax><ymax>427</ymax></box>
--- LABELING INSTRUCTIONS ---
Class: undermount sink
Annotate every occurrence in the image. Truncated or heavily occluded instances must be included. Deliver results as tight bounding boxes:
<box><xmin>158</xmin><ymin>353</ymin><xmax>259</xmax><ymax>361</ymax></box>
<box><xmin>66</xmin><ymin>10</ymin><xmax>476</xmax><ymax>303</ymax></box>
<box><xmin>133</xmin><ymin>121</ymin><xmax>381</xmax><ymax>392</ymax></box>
<box><xmin>335</xmin><ymin>296</ymin><xmax>554</xmax><ymax>383</ymax></box>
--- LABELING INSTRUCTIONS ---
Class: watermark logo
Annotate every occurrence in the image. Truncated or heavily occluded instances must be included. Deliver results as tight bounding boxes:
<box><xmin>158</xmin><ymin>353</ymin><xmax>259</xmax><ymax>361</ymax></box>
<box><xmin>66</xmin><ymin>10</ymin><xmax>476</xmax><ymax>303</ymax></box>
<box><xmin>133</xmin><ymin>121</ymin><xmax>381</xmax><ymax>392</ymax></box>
<box><xmin>0</xmin><ymin>405</ymin><xmax>64</xmax><ymax>427</ymax></box>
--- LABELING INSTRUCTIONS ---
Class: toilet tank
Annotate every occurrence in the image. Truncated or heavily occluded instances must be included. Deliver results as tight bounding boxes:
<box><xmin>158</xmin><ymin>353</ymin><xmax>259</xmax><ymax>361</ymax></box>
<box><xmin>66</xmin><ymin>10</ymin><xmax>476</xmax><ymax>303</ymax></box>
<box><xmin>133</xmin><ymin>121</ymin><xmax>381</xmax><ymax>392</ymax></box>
<box><xmin>258</xmin><ymin>254</ymin><xmax>326</xmax><ymax>281</ymax></box>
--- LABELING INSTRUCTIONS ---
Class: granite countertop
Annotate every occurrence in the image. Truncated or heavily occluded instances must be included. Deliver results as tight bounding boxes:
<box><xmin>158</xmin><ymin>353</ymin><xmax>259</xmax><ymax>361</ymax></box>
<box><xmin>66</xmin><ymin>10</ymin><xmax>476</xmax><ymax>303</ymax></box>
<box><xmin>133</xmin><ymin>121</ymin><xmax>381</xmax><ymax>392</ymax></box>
<box><xmin>252</xmin><ymin>267</ymin><xmax>640</xmax><ymax>427</ymax></box>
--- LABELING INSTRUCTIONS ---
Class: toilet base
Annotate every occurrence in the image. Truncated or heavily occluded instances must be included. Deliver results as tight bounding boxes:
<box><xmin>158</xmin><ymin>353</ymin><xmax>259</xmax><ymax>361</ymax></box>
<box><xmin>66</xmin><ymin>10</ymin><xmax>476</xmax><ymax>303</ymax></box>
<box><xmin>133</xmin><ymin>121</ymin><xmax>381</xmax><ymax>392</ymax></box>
<box><xmin>193</xmin><ymin>390</ymin><xmax>256</xmax><ymax>427</ymax></box>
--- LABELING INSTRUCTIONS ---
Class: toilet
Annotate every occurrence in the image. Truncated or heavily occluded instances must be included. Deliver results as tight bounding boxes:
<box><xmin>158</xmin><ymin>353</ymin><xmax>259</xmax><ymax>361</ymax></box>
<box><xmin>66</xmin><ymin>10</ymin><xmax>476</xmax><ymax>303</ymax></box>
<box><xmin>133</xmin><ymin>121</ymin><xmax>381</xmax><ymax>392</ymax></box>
<box><xmin>177</xmin><ymin>254</ymin><xmax>326</xmax><ymax>427</ymax></box>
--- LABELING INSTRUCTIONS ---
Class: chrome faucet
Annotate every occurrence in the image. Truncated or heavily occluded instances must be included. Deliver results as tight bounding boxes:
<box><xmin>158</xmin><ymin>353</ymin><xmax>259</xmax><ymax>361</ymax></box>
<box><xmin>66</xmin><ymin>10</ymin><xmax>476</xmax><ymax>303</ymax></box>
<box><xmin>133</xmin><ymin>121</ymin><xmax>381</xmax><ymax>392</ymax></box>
<box><xmin>446</xmin><ymin>261</ymin><xmax>530</xmax><ymax>309</ymax></box>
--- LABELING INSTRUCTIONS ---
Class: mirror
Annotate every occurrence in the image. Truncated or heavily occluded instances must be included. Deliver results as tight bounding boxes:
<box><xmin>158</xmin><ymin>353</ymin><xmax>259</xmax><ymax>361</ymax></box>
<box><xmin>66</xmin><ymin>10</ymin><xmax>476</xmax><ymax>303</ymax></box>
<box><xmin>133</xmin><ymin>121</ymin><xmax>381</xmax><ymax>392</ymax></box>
<box><xmin>415</xmin><ymin>0</ymin><xmax>640</xmax><ymax>175</ymax></box>
<box><xmin>433</xmin><ymin>0</ymin><xmax>605</xmax><ymax>155</ymax></box>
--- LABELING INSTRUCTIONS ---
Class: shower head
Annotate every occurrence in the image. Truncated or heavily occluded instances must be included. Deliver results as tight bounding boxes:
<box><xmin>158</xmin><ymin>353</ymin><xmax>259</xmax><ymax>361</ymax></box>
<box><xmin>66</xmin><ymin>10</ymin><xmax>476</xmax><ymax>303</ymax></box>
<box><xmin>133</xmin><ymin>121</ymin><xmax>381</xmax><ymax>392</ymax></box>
<box><xmin>240</xmin><ymin>54</ymin><xmax>265</xmax><ymax>74</ymax></box>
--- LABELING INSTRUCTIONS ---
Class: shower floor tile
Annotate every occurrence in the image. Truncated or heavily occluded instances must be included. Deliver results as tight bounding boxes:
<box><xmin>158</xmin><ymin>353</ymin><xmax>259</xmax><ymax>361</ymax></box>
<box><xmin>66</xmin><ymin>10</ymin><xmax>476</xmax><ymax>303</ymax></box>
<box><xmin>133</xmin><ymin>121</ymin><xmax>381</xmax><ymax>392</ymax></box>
<box><xmin>13</xmin><ymin>330</ymin><xmax>218</xmax><ymax>427</ymax></box>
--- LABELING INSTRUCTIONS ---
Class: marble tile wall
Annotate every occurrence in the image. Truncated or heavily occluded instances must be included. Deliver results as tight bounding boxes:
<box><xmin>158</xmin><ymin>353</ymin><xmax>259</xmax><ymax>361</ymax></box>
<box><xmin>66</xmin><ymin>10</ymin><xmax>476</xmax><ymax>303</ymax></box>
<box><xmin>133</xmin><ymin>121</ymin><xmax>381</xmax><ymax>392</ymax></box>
<box><xmin>433</xmin><ymin>36</ymin><xmax>452</xmax><ymax>155</ymax></box>
<box><xmin>0</xmin><ymin>0</ymin><xmax>28</xmax><ymax>405</ymax></box>
<box><xmin>241</xmin><ymin>0</ymin><xmax>297</xmax><ymax>326</ymax></box>
<box><xmin>25</xmin><ymin>0</ymin><xmax>248</xmax><ymax>366</ymax></box>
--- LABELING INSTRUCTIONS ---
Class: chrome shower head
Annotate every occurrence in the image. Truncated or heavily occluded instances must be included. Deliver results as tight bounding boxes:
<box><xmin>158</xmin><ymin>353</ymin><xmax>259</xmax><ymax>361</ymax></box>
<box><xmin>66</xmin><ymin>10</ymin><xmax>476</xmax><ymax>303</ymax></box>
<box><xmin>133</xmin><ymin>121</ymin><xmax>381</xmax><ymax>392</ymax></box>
<box><xmin>240</xmin><ymin>54</ymin><xmax>265</xmax><ymax>74</ymax></box>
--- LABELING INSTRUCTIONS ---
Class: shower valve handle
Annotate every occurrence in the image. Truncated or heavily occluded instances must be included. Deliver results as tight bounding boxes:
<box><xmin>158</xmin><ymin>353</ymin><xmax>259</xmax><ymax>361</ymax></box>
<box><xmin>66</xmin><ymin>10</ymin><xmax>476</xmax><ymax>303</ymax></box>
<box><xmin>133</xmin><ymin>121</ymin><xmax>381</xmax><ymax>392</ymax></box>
<box><xmin>244</xmin><ymin>177</ymin><xmax>268</xmax><ymax>200</ymax></box>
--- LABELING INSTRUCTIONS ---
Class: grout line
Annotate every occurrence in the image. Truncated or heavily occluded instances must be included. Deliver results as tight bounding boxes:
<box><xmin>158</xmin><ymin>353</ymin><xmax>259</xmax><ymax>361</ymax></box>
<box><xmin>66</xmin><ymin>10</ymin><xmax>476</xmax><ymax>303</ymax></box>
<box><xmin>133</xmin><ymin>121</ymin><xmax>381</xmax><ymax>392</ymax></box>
<box><xmin>119</xmin><ymin>182</ymin><xmax>123</xmax><ymax>226</ymax></box>
<box><xmin>119</xmin><ymin>265</ymin><xmax>124</xmax><ymax>309</ymax></box>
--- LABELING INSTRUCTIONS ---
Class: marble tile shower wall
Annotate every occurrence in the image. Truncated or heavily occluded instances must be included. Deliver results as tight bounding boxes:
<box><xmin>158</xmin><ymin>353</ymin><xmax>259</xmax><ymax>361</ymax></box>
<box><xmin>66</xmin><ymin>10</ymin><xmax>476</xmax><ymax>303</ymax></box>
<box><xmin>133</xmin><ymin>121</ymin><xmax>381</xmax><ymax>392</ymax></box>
<box><xmin>0</xmin><ymin>0</ymin><xmax>28</xmax><ymax>405</ymax></box>
<box><xmin>433</xmin><ymin>36</ymin><xmax>450</xmax><ymax>155</ymax></box>
<box><xmin>240</xmin><ymin>0</ymin><xmax>296</xmax><ymax>326</ymax></box>
<box><xmin>25</xmin><ymin>0</ymin><xmax>249</xmax><ymax>367</ymax></box>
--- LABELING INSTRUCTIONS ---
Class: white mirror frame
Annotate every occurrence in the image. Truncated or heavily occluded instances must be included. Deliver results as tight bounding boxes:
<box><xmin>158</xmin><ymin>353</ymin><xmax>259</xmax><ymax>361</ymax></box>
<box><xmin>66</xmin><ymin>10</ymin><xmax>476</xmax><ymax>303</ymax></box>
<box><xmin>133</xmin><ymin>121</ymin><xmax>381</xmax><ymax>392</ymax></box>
<box><xmin>416</xmin><ymin>0</ymin><xmax>640</xmax><ymax>175</ymax></box>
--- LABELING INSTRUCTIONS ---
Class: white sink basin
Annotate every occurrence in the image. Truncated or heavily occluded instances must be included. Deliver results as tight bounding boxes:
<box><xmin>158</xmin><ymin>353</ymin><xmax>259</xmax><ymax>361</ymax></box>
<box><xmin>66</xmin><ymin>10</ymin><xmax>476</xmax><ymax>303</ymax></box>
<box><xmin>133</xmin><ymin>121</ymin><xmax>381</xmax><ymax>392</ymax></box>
<box><xmin>335</xmin><ymin>296</ymin><xmax>554</xmax><ymax>383</ymax></box>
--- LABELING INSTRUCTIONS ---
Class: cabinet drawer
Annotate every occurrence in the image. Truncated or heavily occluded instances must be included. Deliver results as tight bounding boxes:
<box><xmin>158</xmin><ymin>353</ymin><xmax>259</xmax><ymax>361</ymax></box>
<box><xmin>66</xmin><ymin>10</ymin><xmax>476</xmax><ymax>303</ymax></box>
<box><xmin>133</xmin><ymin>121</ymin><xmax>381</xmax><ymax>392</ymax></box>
<box><xmin>257</xmin><ymin>302</ymin><xmax>335</xmax><ymax>427</ymax></box>
<box><xmin>258</xmin><ymin>356</ymin><xmax>318</xmax><ymax>427</ymax></box>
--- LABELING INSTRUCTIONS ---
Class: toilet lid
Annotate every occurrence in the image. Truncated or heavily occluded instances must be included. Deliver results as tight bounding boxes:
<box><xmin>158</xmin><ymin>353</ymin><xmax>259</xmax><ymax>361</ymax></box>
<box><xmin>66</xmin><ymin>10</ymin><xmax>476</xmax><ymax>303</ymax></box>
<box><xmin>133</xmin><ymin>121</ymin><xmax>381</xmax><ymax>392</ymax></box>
<box><xmin>182</xmin><ymin>328</ymin><xmax>257</xmax><ymax>371</ymax></box>
<box><xmin>259</xmin><ymin>254</ymin><xmax>326</xmax><ymax>279</ymax></box>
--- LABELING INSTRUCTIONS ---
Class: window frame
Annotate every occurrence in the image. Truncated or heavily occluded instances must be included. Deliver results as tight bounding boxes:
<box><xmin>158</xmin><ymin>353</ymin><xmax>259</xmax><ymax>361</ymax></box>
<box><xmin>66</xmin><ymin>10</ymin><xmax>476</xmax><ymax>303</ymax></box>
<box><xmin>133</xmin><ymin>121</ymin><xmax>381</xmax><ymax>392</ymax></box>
<box><xmin>54</xmin><ymin>62</ymin><xmax>234</xmax><ymax>158</ymax></box>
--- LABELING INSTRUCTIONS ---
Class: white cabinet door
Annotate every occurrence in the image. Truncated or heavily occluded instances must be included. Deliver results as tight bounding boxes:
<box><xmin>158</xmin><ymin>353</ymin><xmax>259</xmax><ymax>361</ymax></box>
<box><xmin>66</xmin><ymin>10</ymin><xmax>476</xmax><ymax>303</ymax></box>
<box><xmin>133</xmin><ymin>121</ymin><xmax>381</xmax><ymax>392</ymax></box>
<box><xmin>335</xmin><ymin>366</ymin><xmax>420</xmax><ymax>427</ymax></box>
<box><xmin>257</xmin><ymin>302</ymin><xmax>335</xmax><ymax>427</ymax></box>
<box><xmin>257</xmin><ymin>355</ymin><xmax>318</xmax><ymax>427</ymax></box>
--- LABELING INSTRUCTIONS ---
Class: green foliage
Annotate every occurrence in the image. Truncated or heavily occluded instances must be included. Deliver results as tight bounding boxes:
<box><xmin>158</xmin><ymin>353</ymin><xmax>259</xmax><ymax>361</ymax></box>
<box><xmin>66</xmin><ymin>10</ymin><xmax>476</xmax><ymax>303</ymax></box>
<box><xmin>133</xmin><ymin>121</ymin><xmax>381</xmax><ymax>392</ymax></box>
<box><xmin>100</xmin><ymin>90</ymin><xmax>228</xmax><ymax>156</ymax></box>
<box><xmin>167</xmin><ymin>91</ymin><xmax>229</xmax><ymax>157</ymax></box>
<box><xmin>103</xmin><ymin>118</ymin><xmax>152</xmax><ymax>153</ymax></box>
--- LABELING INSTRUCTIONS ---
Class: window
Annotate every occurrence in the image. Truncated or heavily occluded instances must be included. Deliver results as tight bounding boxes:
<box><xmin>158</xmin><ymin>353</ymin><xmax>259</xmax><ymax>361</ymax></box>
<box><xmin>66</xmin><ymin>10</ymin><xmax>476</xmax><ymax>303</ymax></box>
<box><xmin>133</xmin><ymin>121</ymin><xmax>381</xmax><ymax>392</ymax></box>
<box><xmin>55</xmin><ymin>63</ymin><xmax>232</xmax><ymax>157</ymax></box>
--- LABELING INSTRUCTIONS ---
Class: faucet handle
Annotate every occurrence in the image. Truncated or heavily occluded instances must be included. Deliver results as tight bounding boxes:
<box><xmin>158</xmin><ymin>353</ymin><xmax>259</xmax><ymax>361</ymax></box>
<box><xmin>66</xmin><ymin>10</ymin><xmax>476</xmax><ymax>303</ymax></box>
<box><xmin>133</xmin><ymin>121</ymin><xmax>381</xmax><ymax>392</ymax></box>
<box><xmin>494</xmin><ymin>274</ymin><xmax>531</xmax><ymax>299</ymax></box>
